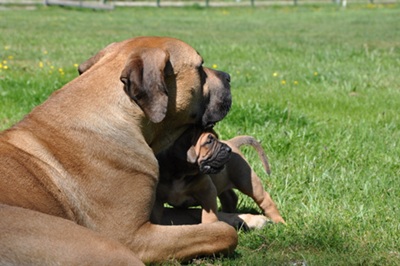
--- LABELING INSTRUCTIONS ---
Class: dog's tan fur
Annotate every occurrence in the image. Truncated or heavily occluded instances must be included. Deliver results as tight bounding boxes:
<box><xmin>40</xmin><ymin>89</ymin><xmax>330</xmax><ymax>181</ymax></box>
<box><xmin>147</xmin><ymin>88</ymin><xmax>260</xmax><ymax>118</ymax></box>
<box><xmin>0</xmin><ymin>37</ymin><xmax>237</xmax><ymax>265</ymax></box>
<box><xmin>154</xmin><ymin>133</ymin><xmax>285</xmax><ymax>228</ymax></box>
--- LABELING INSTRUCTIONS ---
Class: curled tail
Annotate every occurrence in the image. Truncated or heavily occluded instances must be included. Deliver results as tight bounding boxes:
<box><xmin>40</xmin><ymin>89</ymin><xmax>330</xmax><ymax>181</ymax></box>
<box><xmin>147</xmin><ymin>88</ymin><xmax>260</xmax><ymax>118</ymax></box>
<box><xmin>227</xmin><ymin>136</ymin><xmax>271</xmax><ymax>175</ymax></box>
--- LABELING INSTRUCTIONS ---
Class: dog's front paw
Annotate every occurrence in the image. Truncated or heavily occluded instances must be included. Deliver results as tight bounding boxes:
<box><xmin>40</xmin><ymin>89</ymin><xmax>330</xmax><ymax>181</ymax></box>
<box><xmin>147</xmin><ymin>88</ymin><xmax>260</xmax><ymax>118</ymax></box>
<box><xmin>237</xmin><ymin>214</ymin><xmax>269</xmax><ymax>229</ymax></box>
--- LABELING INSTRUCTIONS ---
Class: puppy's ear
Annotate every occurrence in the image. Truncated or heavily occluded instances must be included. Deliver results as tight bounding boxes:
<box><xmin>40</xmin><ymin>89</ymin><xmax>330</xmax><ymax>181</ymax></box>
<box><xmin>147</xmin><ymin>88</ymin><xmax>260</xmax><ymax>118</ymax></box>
<box><xmin>185</xmin><ymin>127</ymin><xmax>205</xmax><ymax>164</ymax></box>
<box><xmin>186</xmin><ymin>147</ymin><xmax>198</xmax><ymax>164</ymax></box>
<box><xmin>208</xmin><ymin>128</ymin><xmax>219</xmax><ymax>139</ymax></box>
<box><xmin>120</xmin><ymin>48</ymin><xmax>170</xmax><ymax>123</ymax></box>
<box><xmin>78</xmin><ymin>42</ymin><xmax>117</xmax><ymax>75</ymax></box>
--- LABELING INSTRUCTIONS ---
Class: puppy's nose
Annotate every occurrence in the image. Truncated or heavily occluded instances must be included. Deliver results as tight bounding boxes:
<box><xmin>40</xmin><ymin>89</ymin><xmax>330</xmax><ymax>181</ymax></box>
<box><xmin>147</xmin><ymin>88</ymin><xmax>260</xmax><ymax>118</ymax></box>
<box><xmin>225</xmin><ymin>146</ymin><xmax>232</xmax><ymax>153</ymax></box>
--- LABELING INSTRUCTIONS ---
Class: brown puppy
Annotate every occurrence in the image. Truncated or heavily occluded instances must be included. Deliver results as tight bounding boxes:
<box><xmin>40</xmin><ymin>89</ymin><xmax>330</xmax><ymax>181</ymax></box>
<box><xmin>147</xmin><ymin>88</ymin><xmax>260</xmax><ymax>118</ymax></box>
<box><xmin>154</xmin><ymin>133</ymin><xmax>285</xmax><ymax>228</ymax></box>
<box><xmin>153</xmin><ymin>127</ymin><xmax>232</xmax><ymax>225</ymax></box>
<box><xmin>0</xmin><ymin>37</ymin><xmax>237</xmax><ymax>265</ymax></box>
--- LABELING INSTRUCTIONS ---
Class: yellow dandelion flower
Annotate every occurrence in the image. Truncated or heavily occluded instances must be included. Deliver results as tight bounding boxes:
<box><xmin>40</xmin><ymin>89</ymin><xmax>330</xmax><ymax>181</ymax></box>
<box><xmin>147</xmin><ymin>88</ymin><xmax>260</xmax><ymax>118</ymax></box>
<box><xmin>50</xmin><ymin>66</ymin><xmax>54</xmax><ymax>70</ymax></box>
<box><xmin>314</xmin><ymin>72</ymin><xmax>318</xmax><ymax>76</ymax></box>
<box><xmin>3</xmin><ymin>65</ymin><xmax>8</xmax><ymax>70</ymax></box>
<box><xmin>281</xmin><ymin>80</ymin><xmax>286</xmax><ymax>85</ymax></box>
<box><xmin>39</xmin><ymin>62</ymin><xmax>44</xmax><ymax>68</ymax></box>
<box><xmin>4</xmin><ymin>46</ymin><xmax>10</xmax><ymax>50</ymax></box>
<box><xmin>8</xmin><ymin>55</ymin><xmax>13</xmax><ymax>60</ymax></box>
<box><xmin>73</xmin><ymin>63</ymin><xmax>79</xmax><ymax>68</ymax></box>
<box><xmin>58</xmin><ymin>68</ymin><xmax>63</xmax><ymax>72</ymax></box>
<box><xmin>273</xmin><ymin>72</ymin><xmax>278</xmax><ymax>77</ymax></box>
<box><xmin>212</xmin><ymin>64</ymin><xmax>218</xmax><ymax>69</ymax></box>
<box><xmin>3</xmin><ymin>60</ymin><xmax>7</xmax><ymax>65</ymax></box>
<box><xmin>0</xmin><ymin>63</ymin><xmax>2</xmax><ymax>68</ymax></box>
<box><xmin>294</xmin><ymin>81</ymin><xmax>299</xmax><ymax>85</ymax></box>
<box><xmin>43</xmin><ymin>50</ymin><xmax>48</xmax><ymax>55</ymax></box>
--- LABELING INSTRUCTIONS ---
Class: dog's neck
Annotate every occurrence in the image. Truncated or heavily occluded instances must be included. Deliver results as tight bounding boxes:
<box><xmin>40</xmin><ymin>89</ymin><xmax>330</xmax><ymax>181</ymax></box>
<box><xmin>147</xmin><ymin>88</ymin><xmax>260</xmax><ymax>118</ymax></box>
<box><xmin>143</xmin><ymin>124</ymin><xmax>190</xmax><ymax>155</ymax></box>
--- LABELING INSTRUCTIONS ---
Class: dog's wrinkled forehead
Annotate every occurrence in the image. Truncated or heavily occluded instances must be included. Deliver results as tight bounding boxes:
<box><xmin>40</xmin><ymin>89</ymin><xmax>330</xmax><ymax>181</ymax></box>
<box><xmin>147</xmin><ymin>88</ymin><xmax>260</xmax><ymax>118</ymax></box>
<box><xmin>164</xmin><ymin>44</ymin><xmax>203</xmax><ymax>73</ymax></box>
<box><xmin>130</xmin><ymin>37</ymin><xmax>202</xmax><ymax>68</ymax></box>
<box><xmin>78</xmin><ymin>37</ymin><xmax>203</xmax><ymax>76</ymax></box>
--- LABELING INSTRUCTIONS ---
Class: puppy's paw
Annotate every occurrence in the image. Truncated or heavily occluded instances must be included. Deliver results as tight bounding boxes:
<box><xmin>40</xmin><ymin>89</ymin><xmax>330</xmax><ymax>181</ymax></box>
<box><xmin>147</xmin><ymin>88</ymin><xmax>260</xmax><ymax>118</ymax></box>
<box><xmin>237</xmin><ymin>214</ymin><xmax>269</xmax><ymax>229</ymax></box>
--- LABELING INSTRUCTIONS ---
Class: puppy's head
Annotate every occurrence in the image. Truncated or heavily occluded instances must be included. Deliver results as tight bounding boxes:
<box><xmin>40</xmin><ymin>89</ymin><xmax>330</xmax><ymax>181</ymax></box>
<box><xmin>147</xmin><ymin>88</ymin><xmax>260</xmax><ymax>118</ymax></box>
<box><xmin>187</xmin><ymin>131</ymin><xmax>231</xmax><ymax>174</ymax></box>
<box><xmin>78</xmin><ymin>36</ymin><xmax>232</xmax><ymax>129</ymax></box>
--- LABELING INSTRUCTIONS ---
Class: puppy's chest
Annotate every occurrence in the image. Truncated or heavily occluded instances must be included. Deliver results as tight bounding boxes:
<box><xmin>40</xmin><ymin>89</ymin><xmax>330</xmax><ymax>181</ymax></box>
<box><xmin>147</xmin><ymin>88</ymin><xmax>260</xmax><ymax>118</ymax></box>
<box><xmin>159</xmin><ymin>176</ymin><xmax>199</xmax><ymax>207</ymax></box>
<box><xmin>170</xmin><ymin>175</ymin><xmax>196</xmax><ymax>190</ymax></box>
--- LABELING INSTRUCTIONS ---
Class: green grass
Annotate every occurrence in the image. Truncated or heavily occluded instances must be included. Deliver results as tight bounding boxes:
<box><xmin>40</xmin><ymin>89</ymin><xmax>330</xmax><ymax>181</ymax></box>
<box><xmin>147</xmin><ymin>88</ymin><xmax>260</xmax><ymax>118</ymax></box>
<box><xmin>1</xmin><ymin>3</ymin><xmax>400</xmax><ymax>265</ymax></box>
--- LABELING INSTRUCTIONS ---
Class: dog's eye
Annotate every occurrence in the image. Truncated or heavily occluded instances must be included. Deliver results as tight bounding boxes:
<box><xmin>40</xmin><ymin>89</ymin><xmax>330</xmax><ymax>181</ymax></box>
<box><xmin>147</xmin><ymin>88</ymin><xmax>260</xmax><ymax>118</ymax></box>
<box><xmin>205</xmin><ymin>135</ymin><xmax>214</xmax><ymax>144</ymax></box>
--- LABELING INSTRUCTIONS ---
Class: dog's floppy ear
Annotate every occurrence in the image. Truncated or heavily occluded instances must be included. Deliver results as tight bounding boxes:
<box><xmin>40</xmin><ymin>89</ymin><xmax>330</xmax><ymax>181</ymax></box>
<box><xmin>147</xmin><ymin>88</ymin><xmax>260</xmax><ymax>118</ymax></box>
<box><xmin>186</xmin><ymin>147</ymin><xmax>198</xmax><ymax>164</ymax></box>
<box><xmin>120</xmin><ymin>47</ymin><xmax>170</xmax><ymax>123</ymax></box>
<box><xmin>185</xmin><ymin>126</ymin><xmax>204</xmax><ymax>164</ymax></box>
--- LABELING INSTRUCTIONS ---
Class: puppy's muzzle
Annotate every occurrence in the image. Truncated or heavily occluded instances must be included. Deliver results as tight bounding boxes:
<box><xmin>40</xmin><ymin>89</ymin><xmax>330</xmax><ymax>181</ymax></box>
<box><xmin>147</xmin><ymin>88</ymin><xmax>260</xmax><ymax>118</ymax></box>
<box><xmin>200</xmin><ymin>144</ymin><xmax>231</xmax><ymax>174</ymax></box>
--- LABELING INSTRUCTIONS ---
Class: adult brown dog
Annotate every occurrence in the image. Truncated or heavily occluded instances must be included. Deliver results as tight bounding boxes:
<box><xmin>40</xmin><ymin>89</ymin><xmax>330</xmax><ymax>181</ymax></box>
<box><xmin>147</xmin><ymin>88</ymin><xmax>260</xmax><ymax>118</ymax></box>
<box><xmin>154</xmin><ymin>131</ymin><xmax>285</xmax><ymax>228</ymax></box>
<box><xmin>0</xmin><ymin>37</ymin><xmax>237</xmax><ymax>265</ymax></box>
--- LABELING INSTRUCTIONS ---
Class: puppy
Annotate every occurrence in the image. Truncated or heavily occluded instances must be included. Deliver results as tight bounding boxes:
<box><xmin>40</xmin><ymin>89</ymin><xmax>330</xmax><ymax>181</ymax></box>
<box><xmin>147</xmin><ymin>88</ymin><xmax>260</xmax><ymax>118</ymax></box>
<box><xmin>153</xmin><ymin>127</ymin><xmax>231</xmax><ymax>224</ymax></box>
<box><xmin>154</xmin><ymin>130</ymin><xmax>285</xmax><ymax>229</ymax></box>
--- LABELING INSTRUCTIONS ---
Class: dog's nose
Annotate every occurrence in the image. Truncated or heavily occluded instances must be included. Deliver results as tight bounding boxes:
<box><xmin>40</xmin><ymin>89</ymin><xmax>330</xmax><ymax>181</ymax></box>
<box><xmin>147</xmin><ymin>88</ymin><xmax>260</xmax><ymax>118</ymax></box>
<box><xmin>217</xmin><ymin>70</ymin><xmax>230</xmax><ymax>83</ymax></box>
<box><xmin>224</xmin><ymin>73</ymin><xmax>231</xmax><ymax>83</ymax></box>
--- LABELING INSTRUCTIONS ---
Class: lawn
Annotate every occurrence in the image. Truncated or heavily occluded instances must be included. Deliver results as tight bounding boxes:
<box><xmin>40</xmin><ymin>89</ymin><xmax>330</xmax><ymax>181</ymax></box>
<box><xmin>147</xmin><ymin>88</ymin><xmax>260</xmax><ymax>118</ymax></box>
<box><xmin>1</xmin><ymin>3</ymin><xmax>399</xmax><ymax>265</ymax></box>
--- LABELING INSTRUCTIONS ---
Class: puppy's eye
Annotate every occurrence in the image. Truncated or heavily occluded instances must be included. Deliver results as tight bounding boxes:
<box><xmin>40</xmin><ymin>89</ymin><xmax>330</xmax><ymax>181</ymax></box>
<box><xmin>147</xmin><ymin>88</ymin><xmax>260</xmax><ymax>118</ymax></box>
<box><xmin>206</xmin><ymin>135</ymin><xmax>214</xmax><ymax>144</ymax></box>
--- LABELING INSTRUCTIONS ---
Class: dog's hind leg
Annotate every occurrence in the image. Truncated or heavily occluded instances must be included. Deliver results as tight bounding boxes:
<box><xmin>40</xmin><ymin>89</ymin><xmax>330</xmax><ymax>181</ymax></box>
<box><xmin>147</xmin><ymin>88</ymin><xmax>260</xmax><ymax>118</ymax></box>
<box><xmin>225</xmin><ymin>151</ymin><xmax>285</xmax><ymax>224</ymax></box>
<box><xmin>0</xmin><ymin>204</ymin><xmax>143</xmax><ymax>265</ymax></box>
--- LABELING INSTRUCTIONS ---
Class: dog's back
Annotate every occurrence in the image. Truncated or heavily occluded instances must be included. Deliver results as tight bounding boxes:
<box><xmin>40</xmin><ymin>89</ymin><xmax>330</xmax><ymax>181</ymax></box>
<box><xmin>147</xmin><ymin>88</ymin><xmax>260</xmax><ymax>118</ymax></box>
<box><xmin>225</xmin><ymin>136</ymin><xmax>271</xmax><ymax>175</ymax></box>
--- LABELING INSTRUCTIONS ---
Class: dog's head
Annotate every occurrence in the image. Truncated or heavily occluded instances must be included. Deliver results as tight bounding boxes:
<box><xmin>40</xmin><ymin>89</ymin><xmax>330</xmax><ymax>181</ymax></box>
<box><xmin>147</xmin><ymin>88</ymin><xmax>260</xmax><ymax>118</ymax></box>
<box><xmin>78</xmin><ymin>37</ymin><xmax>231</xmax><ymax>131</ymax></box>
<box><xmin>186</xmin><ymin>131</ymin><xmax>232</xmax><ymax>174</ymax></box>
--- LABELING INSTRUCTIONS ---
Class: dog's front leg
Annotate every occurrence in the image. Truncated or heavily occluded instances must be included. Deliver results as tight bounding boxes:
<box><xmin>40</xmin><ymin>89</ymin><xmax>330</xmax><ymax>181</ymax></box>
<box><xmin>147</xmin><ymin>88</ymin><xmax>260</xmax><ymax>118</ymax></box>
<box><xmin>91</xmin><ymin>170</ymin><xmax>236</xmax><ymax>263</ymax></box>
<box><xmin>132</xmin><ymin>221</ymin><xmax>237</xmax><ymax>263</ymax></box>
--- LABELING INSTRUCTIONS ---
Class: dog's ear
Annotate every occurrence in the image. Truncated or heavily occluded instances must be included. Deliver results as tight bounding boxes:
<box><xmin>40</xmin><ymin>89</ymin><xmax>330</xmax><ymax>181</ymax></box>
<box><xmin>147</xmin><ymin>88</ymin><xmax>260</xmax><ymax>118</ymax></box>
<box><xmin>185</xmin><ymin>127</ymin><xmax>206</xmax><ymax>164</ymax></box>
<box><xmin>120</xmin><ymin>48</ymin><xmax>170</xmax><ymax>123</ymax></box>
<box><xmin>78</xmin><ymin>42</ymin><xmax>117</xmax><ymax>75</ymax></box>
<box><xmin>186</xmin><ymin>147</ymin><xmax>198</xmax><ymax>164</ymax></box>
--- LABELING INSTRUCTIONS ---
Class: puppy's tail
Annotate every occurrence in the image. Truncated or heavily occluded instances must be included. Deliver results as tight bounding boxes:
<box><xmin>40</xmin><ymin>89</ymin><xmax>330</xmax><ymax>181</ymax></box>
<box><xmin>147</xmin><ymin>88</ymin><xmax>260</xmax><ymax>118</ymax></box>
<box><xmin>227</xmin><ymin>136</ymin><xmax>271</xmax><ymax>175</ymax></box>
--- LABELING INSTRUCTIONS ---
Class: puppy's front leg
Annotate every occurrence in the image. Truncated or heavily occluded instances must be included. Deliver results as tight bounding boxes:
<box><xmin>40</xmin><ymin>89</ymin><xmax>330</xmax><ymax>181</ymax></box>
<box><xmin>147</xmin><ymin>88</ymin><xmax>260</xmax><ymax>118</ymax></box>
<box><xmin>150</xmin><ymin>199</ymin><xmax>164</xmax><ymax>224</ymax></box>
<box><xmin>192</xmin><ymin>175</ymin><xmax>219</xmax><ymax>224</ymax></box>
